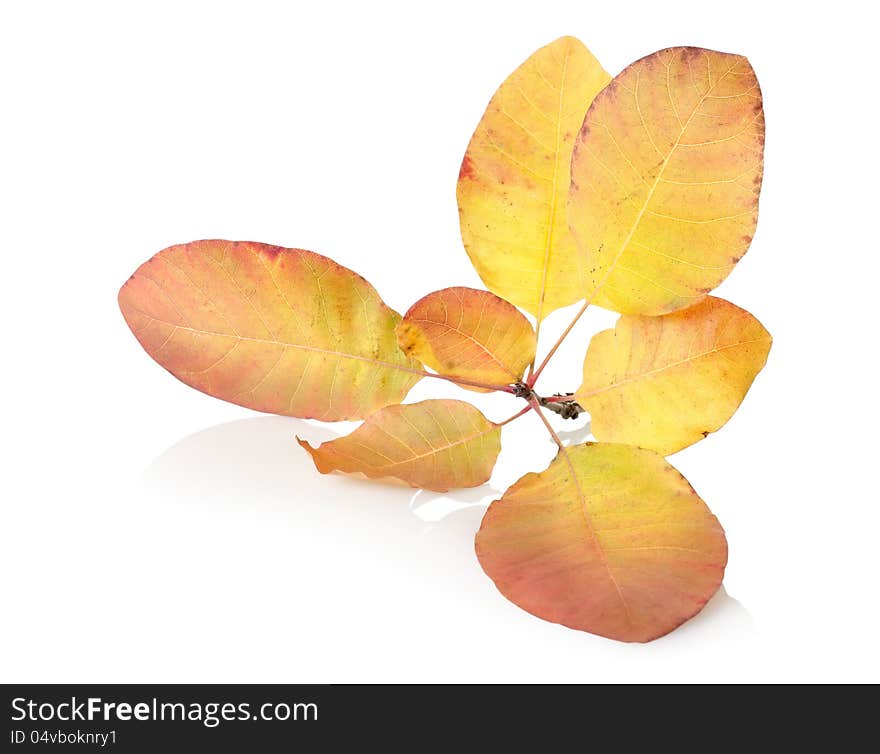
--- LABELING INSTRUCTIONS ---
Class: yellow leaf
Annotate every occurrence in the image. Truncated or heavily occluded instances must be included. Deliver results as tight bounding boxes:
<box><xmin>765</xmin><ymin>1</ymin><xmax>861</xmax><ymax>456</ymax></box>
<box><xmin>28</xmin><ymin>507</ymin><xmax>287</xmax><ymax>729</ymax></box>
<box><xmin>457</xmin><ymin>36</ymin><xmax>611</xmax><ymax>319</ymax></box>
<box><xmin>396</xmin><ymin>287</ymin><xmax>536</xmax><ymax>390</ymax></box>
<box><xmin>577</xmin><ymin>297</ymin><xmax>771</xmax><ymax>454</ymax></box>
<box><xmin>118</xmin><ymin>240</ymin><xmax>421</xmax><ymax>421</ymax></box>
<box><xmin>476</xmin><ymin>443</ymin><xmax>727</xmax><ymax>642</ymax></box>
<box><xmin>298</xmin><ymin>399</ymin><xmax>502</xmax><ymax>492</ymax></box>
<box><xmin>568</xmin><ymin>47</ymin><xmax>765</xmax><ymax>315</ymax></box>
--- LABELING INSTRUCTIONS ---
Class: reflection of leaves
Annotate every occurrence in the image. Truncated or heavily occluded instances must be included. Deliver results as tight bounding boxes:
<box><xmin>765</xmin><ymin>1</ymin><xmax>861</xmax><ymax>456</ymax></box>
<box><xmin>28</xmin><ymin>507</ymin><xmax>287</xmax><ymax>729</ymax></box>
<box><xmin>409</xmin><ymin>484</ymin><xmax>496</xmax><ymax>523</ymax></box>
<box><xmin>120</xmin><ymin>36</ymin><xmax>769</xmax><ymax>643</ymax></box>
<box><xmin>553</xmin><ymin>420</ymin><xmax>592</xmax><ymax>447</ymax></box>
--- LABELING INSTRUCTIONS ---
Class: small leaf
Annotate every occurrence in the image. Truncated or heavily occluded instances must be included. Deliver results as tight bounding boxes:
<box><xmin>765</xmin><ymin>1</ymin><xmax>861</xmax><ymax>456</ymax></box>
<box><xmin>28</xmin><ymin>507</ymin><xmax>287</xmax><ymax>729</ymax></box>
<box><xmin>119</xmin><ymin>240</ymin><xmax>421</xmax><ymax>421</ymax></box>
<box><xmin>568</xmin><ymin>47</ymin><xmax>765</xmax><ymax>315</ymax></box>
<box><xmin>298</xmin><ymin>399</ymin><xmax>501</xmax><ymax>492</ymax></box>
<box><xmin>457</xmin><ymin>36</ymin><xmax>611</xmax><ymax>319</ymax></box>
<box><xmin>396</xmin><ymin>287</ymin><xmax>536</xmax><ymax>390</ymax></box>
<box><xmin>576</xmin><ymin>297</ymin><xmax>771</xmax><ymax>454</ymax></box>
<box><xmin>476</xmin><ymin>443</ymin><xmax>727</xmax><ymax>642</ymax></box>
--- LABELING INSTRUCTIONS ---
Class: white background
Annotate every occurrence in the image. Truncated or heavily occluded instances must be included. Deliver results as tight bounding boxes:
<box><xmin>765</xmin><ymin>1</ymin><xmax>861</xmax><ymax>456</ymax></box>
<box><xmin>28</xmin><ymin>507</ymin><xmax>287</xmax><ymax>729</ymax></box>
<box><xmin>2</xmin><ymin>0</ymin><xmax>877</xmax><ymax>683</ymax></box>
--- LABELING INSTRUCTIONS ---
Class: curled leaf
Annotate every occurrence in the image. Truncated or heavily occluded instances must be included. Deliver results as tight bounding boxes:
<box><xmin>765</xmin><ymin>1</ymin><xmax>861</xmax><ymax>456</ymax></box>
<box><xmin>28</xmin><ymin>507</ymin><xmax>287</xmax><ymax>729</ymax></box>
<box><xmin>457</xmin><ymin>36</ymin><xmax>611</xmax><ymax>319</ymax></box>
<box><xmin>577</xmin><ymin>297</ymin><xmax>771</xmax><ymax>454</ymax></box>
<box><xmin>476</xmin><ymin>443</ymin><xmax>727</xmax><ymax>642</ymax></box>
<box><xmin>298</xmin><ymin>399</ymin><xmax>501</xmax><ymax>492</ymax></box>
<box><xmin>396</xmin><ymin>287</ymin><xmax>536</xmax><ymax>390</ymax></box>
<box><xmin>118</xmin><ymin>240</ymin><xmax>421</xmax><ymax>421</ymax></box>
<box><xmin>568</xmin><ymin>47</ymin><xmax>765</xmax><ymax>315</ymax></box>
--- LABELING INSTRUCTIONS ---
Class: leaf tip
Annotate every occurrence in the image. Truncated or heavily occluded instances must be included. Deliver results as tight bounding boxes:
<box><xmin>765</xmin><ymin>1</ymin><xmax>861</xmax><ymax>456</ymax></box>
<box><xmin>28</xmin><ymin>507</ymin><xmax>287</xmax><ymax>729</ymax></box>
<box><xmin>295</xmin><ymin>435</ymin><xmax>314</xmax><ymax>451</ymax></box>
<box><xmin>296</xmin><ymin>435</ymin><xmax>327</xmax><ymax>473</ymax></box>
<box><xmin>550</xmin><ymin>34</ymin><xmax>584</xmax><ymax>50</ymax></box>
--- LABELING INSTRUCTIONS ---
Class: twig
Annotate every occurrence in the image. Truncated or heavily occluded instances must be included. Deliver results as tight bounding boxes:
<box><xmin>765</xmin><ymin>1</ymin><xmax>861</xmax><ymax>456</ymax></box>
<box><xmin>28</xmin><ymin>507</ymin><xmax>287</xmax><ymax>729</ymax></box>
<box><xmin>498</xmin><ymin>404</ymin><xmax>534</xmax><ymax>426</ymax></box>
<box><xmin>527</xmin><ymin>300</ymin><xmax>589</xmax><ymax>387</ymax></box>
<box><xmin>413</xmin><ymin>368</ymin><xmax>516</xmax><ymax>393</ymax></box>
<box><xmin>528</xmin><ymin>397</ymin><xmax>567</xmax><ymax>452</ymax></box>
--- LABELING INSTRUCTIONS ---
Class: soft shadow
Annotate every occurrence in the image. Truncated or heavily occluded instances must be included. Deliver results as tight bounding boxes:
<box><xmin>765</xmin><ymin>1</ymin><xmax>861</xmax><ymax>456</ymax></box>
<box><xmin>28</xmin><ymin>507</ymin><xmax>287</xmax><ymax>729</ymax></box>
<box><xmin>138</xmin><ymin>416</ymin><xmax>495</xmax><ymax>603</ymax></box>
<box><xmin>409</xmin><ymin>484</ymin><xmax>498</xmax><ymax>522</ymax></box>
<box><xmin>660</xmin><ymin>586</ymin><xmax>754</xmax><ymax>644</ymax></box>
<box><xmin>555</xmin><ymin>419</ymin><xmax>592</xmax><ymax>446</ymax></box>
<box><xmin>141</xmin><ymin>416</ymin><xmax>497</xmax><ymax>517</ymax></box>
<box><xmin>139</xmin><ymin>416</ymin><xmax>752</xmax><ymax>644</ymax></box>
<box><xmin>139</xmin><ymin>416</ymin><xmax>346</xmax><ymax>514</ymax></box>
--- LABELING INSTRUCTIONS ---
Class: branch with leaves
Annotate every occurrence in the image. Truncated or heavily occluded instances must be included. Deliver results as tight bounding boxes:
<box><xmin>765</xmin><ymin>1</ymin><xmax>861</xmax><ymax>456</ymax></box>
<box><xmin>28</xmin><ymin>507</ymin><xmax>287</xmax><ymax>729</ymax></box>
<box><xmin>119</xmin><ymin>37</ymin><xmax>770</xmax><ymax>643</ymax></box>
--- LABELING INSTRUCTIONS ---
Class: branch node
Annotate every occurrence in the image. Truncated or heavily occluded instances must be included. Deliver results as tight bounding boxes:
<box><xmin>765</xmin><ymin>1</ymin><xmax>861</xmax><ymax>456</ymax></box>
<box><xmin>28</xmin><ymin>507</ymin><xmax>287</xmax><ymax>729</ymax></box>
<box><xmin>512</xmin><ymin>381</ymin><xmax>533</xmax><ymax>399</ymax></box>
<box><xmin>539</xmin><ymin>394</ymin><xmax>585</xmax><ymax>420</ymax></box>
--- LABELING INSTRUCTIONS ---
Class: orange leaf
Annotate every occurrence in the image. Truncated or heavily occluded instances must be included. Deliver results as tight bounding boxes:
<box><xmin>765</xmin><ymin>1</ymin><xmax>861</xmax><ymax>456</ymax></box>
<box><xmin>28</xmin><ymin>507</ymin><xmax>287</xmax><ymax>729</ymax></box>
<box><xmin>577</xmin><ymin>297</ymin><xmax>772</xmax><ymax>454</ymax></box>
<box><xmin>298</xmin><ymin>399</ymin><xmax>502</xmax><ymax>492</ymax></box>
<box><xmin>457</xmin><ymin>36</ymin><xmax>611</xmax><ymax>319</ymax></box>
<box><xmin>119</xmin><ymin>240</ymin><xmax>421</xmax><ymax>421</ymax></box>
<box><xmin>396</xmin><ymin>287</ymin><xmax>536</xmax><ymax>390</ymax></box>
<box><xmin>568</xmin><ymin>47</ymin><xmax>765</xmax><ymax>315</ymax></box>
<box><xmin>476</xmin><ymin>443</ymin><xmax>727</xmax><ymax>642</ymax></box>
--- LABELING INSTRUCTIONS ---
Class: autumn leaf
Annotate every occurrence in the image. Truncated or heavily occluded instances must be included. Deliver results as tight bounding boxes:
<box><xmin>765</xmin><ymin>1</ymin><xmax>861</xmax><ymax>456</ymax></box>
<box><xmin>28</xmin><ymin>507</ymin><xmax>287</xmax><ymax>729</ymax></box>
<box><xmin>457</xmin><ymin>36</ymin><xmax>611</xmax><ymax>320</ymax></box>
<box><xmin>475</xmin><ymin>443</ymin><xmax>727</xmax><ymax>642</ymax></box>
<box><xmin>298</xmin><ymin>399</ymin><xmax>503</xmax><ymax>492</ymax></box>
<box><xmin>576</xmin><ymin>297</ymin><xmax>771</xmax><ymax>454</ymax></box>
<box><xmin>119</xmin><ymin>37</ymin><xmax>772</xmax><ymax>645</ymax></box>
<box><xmin>396</xmin><ymin>287</ymin><xmax>536</xmax><ymax>390</ymax></box>
<box><xmin>568</xmin><ymin>47</ymin><xmax>764</xmax><ymax>316</ymax></box>
<box><xmin>118</xmin><ymin>240</ymin><xmax>422</xmax><ymax>421</ymax></box>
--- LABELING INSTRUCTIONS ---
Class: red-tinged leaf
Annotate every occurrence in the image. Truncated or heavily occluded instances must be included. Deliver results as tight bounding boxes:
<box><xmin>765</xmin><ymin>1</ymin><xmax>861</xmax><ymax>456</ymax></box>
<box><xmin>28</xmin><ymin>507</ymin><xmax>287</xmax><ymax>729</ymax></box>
<box><xmin>298</xmin><ymin>399</ymin><xmax>502</xmax><ymax>492</ymax></box>
<box><xmin>396</xmin><ymin>287</ymin><xmax>536</xmax><ymax>390</ymax></box>
<box><xmin>119</xmin><ymin>240</ymin><xmax>421</xmax><ymax>420</ymax></box>
<box><xmin>476</xmin><ymin>443</ymin><xmax>727</xmax><ymax>642</ymax></box>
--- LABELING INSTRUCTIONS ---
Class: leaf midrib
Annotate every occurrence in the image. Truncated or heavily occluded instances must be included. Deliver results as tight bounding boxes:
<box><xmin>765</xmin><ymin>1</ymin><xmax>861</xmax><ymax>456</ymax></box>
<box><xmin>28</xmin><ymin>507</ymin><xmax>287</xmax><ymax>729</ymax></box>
<box><xmin>555</xmin><ymin>445</ymin><xmax>635</xmax><ymax>627</ymax></box>
<box><xmin>586</xmin><ymin>56</ymin><xmax>742</xmax><ymax>305</ymax></box>
<box><xmin>128</xmin><ymin>308</ymin><xmax>422</xmax><ymax>376</ymax></box>
<box><xmin>336</xmin><ymin>419</ymin><xmax>499</xmax><ymax>469</ymax></box>
<box><xmin>532</xmin><ymin>41</ymin><xmax>570</xmax><ymax>324</ymax></box>
<box><xmin>409</xmin><ymin>317</ymin><xmax>519</xmax><ymax>380</ymax></box>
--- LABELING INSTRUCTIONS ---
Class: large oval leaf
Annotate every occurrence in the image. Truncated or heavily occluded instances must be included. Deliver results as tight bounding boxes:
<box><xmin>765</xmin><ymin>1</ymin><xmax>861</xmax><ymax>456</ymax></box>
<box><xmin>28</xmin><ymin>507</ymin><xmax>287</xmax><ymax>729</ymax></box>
<box><xmin>396</xmin><ymin>287</ymin><xmax>536</xmax><ymax>390</ymax></box>
<box><xmin>577</xmin><ymin>297</ymin><xmax>771</xmax><ymax>454</ymax></box>
<box><xmin>119</xmin><ymin>240</ymin><xmax>421</xmax><ymax>421</ymax></box>
<box><xmin>457</xmin><ymin>36</ymin><xmax>611</xmax><ymax>319</ymax></box>
<box><xmin>298</xmin><ymin>399</ymin><xmax>501</xmax><ymax>492</ymax></box>
<box><xmin>476</xmin><ymin>443</ymin><xmax>727</xmax><ymax>642</ymax></box>
<box><xmin>568</xmin><ymin>47</ymin><xmax>765</xmax><ymax>315</ymax></box>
